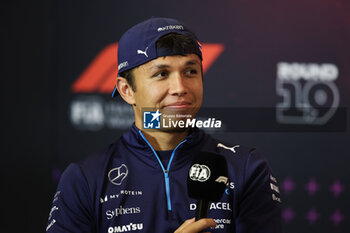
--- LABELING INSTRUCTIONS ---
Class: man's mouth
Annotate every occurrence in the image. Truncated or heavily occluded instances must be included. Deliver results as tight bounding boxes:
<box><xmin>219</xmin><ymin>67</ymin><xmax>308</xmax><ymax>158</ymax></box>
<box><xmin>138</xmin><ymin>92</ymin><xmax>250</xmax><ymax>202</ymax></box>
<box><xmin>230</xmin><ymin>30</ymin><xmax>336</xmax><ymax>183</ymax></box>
<box><xmin>163</xmin><ymin>102</ymin><xmax>192</xmax><ymax>109</ymax></box>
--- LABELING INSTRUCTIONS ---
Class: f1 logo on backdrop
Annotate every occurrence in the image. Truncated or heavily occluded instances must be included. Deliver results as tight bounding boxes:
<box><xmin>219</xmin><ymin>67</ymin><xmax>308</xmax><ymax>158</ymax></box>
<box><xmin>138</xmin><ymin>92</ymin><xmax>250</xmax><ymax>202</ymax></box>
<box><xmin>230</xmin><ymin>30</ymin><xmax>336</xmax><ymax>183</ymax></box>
<box><xmin>276</xmin><ymin>62</ymin><xmax>340</xmax><ymax>125</ymax></box>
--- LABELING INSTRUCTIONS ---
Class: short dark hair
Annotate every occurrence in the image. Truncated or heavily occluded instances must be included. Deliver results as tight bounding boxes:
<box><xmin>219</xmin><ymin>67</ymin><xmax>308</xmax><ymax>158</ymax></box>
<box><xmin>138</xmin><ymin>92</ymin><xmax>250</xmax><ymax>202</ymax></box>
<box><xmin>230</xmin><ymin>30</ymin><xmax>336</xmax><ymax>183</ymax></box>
<box><xmin>119</xmin><ymin>33</ymin><xmax>201</xmax><ymax>92</ymax></box>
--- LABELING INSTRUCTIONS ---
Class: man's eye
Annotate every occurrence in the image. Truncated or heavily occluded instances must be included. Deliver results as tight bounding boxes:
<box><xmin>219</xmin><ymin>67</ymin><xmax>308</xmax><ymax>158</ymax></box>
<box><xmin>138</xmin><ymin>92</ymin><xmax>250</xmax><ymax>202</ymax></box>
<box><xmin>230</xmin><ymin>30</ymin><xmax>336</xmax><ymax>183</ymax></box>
<box><xmin>186</xmin><ymin>69</ymin><xmax>198</xmax><ymax>75</ymax></box>
<box><xmin>154</xmin><ymin>71</ymin><xmax>168</xmax><ymax>78</ymax></box>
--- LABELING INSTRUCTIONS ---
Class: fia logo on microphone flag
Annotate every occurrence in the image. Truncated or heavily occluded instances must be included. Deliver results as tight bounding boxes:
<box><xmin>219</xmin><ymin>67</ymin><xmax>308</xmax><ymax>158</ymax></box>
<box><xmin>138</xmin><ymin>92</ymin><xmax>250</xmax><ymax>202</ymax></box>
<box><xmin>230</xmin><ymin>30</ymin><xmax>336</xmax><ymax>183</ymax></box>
<box><xmin>189</xmin><ymin>164</ymin><xmax>211</xmax><ymax>182</ymax></box>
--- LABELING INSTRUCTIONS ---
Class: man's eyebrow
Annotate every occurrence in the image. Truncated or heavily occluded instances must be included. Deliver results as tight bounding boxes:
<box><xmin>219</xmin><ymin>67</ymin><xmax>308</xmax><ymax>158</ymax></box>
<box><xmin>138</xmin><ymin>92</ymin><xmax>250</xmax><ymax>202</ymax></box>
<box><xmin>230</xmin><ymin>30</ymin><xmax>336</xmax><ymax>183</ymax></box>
<box><xmin>149</xmin><ymin>59</ymin><xmax>201</xmax><ymax>71</ymax></box>
<box><xmin>150</xmin><ymin>64</ymin><xmax>171</xmax><ymax>70</ymax></box>
<box><xmin>185</xmin><ymin>59</ymin><xmax>201</xmax><ymax>66</ymax></box>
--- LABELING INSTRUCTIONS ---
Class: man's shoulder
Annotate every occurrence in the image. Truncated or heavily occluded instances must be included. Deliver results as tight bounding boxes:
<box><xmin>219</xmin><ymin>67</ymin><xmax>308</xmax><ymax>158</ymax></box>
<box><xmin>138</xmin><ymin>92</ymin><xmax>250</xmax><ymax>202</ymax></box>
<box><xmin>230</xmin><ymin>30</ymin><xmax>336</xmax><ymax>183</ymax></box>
<box><xmin>78</xmin><ymin>138</ymin><xmax>124</xmax><ymax>173</ymax></box>
<box><xmin>201</xmin><ymin>135</ymin><xmax>270</xmax><ymax>172</ymax></box>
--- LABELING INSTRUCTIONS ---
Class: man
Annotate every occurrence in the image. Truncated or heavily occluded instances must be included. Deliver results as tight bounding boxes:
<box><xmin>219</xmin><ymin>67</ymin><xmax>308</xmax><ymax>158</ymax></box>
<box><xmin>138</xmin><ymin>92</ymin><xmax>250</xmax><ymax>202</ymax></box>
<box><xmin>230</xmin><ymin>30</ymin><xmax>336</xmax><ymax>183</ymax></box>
<box><xmin>47</xmin><ymin>17</ymin><xmax>282</xmax><ymax>233</ymax></box>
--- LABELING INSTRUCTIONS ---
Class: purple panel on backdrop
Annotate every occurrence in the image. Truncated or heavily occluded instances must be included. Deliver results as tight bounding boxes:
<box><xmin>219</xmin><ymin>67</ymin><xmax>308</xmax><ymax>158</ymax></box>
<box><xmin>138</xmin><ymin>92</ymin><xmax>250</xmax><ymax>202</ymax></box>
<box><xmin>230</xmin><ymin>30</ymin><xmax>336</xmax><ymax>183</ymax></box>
<box><xmin>330</xmin><ymin>179</ymin><xmax>344</xmax><ymax>198</ymax></box>
<box><xmin>282</xmin><ymin>206</ymin><xmax>295</xmax><ymax>223</ymax></box>
<box><xmin>330</xmin><ymin>209</ymin><xmax>344</xmax><ymax>227</ymax></box>
<box><xmin>281</xmin><ymin>177</ymin><xmax>296</xmax><ymax>195</ymax></box>
<box><xmin>305</xmin><ymin>208</ymin><xmax>320</xmax><ymax>224</ymax></box>
<box><xmin>305</xmin><ymin>178</ymin><xmax>320</xmax><ymax>196</ymax></box>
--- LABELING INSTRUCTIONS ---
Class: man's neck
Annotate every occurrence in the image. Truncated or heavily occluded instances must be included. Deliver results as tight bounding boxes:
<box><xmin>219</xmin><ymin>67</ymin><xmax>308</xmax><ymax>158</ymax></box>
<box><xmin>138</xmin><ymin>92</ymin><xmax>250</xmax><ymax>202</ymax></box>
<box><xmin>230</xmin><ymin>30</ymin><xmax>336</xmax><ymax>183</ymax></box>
<box><xmin>138</xmin><ymin>128</ymin><xmax>190</xmax><ymax>151</ymax></box>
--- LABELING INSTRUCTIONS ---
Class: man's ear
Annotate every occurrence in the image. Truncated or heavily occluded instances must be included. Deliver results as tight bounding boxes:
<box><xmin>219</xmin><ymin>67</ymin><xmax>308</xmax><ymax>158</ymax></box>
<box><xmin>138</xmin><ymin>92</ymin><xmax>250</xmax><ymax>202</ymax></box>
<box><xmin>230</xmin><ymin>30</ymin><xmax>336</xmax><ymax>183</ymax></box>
<box><xmin>115</xmin><ymin>77</ymin><xmax>136</xmax><ymax>105</ymax></box>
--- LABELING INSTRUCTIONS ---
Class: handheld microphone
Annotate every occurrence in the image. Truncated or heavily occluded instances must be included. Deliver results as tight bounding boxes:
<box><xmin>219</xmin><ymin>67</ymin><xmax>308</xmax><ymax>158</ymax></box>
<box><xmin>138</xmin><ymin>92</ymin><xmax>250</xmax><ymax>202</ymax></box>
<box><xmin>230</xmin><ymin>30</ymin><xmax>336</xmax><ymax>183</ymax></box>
<box><xmin>187</xmin><ymin>151</ymin><xmax>228</xmax><ymax>220</ymax></box>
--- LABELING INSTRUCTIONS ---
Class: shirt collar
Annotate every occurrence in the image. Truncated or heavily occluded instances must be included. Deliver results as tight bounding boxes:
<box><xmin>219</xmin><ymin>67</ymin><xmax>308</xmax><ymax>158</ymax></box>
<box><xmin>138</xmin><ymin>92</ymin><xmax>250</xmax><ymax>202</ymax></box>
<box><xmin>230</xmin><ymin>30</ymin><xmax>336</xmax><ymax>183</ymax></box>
<box><xmin>122</xmin><ymin>123</ymin><xmax>205</xmax><ymax>150</ymax></box>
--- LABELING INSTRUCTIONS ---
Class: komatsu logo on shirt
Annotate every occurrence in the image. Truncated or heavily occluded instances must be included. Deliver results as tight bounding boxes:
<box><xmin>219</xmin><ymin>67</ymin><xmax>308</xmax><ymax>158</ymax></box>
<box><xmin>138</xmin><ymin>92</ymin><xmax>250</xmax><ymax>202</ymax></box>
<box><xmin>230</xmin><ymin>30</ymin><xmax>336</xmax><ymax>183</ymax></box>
<box><xmin>108</xmin><ymin>223</ymin><xmax>143</xmax><ymax>233</ymax></box>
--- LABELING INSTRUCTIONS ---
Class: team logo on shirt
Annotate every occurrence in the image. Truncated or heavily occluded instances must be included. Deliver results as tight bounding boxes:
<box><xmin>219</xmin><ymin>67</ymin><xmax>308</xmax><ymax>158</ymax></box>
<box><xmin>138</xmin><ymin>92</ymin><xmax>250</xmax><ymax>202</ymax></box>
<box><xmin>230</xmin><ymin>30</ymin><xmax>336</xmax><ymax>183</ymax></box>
<box><xmin>108</xmin><ymin>164</ymin><xmax>128</xmax><ymax>185</ymax></box>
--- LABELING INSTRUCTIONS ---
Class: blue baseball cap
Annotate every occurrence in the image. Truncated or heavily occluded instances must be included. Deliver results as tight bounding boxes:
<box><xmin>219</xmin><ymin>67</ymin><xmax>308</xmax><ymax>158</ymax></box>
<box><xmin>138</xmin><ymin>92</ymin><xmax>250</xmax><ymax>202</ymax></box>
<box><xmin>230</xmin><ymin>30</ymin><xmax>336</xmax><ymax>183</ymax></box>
<box><xmin>112</xmin><ymin>17</ymin><xmax>202</xmax><ymax>97</ymax></box>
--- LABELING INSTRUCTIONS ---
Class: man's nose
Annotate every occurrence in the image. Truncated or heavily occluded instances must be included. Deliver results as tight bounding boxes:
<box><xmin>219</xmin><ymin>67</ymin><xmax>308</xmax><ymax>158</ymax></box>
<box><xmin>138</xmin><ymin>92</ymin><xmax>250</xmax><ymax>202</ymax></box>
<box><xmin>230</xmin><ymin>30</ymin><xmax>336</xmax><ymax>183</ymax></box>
<box><xmin>168</xmin><ymin>73</ymin><xmax>187</xmax><ymax>96</ymax></box>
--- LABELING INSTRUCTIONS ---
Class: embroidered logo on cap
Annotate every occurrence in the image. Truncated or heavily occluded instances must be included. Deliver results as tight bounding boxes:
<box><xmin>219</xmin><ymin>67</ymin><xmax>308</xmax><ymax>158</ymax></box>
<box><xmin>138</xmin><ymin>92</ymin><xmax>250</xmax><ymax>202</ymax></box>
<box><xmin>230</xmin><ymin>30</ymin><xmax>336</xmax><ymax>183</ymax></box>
<box><xmin>137</xmin><ymin>47</ymin><xmax>149</xmax><ymax>57</ymax></box>
<box><xmin>157</xmin><ymin>25</ymin><xmax>184</xmax><ymax>32</ymax></box>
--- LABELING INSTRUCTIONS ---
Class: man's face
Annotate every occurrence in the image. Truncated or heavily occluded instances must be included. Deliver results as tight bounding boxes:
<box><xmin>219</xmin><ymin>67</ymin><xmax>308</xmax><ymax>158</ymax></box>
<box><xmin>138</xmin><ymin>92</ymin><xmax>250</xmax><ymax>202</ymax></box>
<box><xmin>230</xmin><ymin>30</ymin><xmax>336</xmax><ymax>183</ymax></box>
<box><xmin>130</xmin><ymin>54</ymin><xmax>203</xmax><ymax>129</ymax></box>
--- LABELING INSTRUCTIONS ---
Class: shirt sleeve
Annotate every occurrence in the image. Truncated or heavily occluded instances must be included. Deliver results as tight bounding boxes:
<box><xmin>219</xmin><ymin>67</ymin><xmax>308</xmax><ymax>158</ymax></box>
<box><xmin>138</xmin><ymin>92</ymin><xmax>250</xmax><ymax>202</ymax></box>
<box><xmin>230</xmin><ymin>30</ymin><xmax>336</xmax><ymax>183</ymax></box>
<box><xmin>235</xmin><ymin>149</ymin><xmax>282</xmax><ymax>233</ymax></box>
<box><xmin>46</xmin><ymin>163</ymin><xmax>95</xmax><ymax>233</ymax></box>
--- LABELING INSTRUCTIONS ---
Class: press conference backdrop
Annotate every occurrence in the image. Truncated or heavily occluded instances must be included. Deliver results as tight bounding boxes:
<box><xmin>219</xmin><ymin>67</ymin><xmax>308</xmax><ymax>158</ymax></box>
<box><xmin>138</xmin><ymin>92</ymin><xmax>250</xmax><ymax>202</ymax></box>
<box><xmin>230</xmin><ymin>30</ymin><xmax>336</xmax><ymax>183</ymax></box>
<box><xmin>5</xmin><ymin>1</ymin><xmax>349</xmax><ymax>233</ymax></box>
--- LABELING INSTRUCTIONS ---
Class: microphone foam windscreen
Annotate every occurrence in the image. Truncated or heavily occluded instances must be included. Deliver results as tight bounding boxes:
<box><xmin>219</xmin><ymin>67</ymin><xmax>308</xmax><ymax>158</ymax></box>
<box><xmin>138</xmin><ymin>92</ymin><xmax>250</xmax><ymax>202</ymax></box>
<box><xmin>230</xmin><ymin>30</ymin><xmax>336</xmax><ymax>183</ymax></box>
<box><xmin>187</xmin><ymin>151</ymin><xmax>228</xmax><ymax>202</ymax></box>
